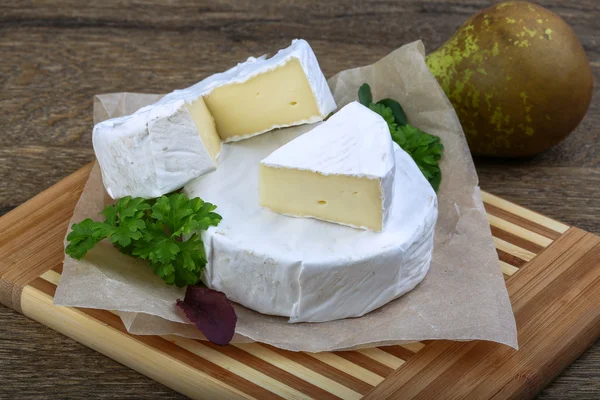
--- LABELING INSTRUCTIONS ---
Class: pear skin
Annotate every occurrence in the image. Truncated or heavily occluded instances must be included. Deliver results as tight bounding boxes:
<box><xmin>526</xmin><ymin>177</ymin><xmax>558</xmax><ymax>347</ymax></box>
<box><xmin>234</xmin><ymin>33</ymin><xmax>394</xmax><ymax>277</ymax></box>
<box><xmin>427</xmin><ymin>1</ymin><xmax>593</xmax><ymax>157</ymax></box>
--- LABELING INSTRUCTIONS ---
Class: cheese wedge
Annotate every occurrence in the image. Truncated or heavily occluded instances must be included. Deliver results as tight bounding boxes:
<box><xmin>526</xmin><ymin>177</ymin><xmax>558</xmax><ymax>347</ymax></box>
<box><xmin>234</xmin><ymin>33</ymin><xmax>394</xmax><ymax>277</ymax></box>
<box><xmin>93</xmin><ymin>39</ymin><xmax>334</xmax><ymax>199</ymax></box>
<box><xmin>157</xmin><ymin>39</ymin><xmax>336</xmax><ymax>142</ymax></box>
<box><xmin>93</xmin><ymin>99</ymin><xmax>220</xmax><ymax>199</ymax></box>
<box><xmin>184</xmin><ymin>121</ymin><xmax>438</xmax><ymax>323</ymax></box>
<box><xmin>259</xmin><ymin>102</ymin><xmax>395</xmax><ymax>231</ymax></box>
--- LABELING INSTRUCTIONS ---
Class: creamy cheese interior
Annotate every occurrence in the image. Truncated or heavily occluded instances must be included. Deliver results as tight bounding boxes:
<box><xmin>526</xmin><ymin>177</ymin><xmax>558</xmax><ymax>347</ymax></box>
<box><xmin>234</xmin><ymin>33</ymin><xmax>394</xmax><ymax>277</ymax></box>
<box><xmin>186</xmin><ymin>97</ymin><xmax>221</xmax><ymax>162</ymax></box>
<box><xmin>259</xmin><ymin>165</ymin><xmax>384</xmax><ymax>231</ymax></box>
<box><xmin>204</xmin><ymin>59</ymin><xmax>321</xmax><ymax>141</ymax></box>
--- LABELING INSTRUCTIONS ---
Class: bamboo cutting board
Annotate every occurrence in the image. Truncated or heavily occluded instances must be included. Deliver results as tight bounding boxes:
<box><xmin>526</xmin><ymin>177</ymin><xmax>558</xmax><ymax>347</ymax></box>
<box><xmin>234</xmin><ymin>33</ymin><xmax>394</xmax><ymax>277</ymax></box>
<box><xmin>1</xmin><ymin>163</ymin><xmax>599</xmax><ymax>400</ymax></box>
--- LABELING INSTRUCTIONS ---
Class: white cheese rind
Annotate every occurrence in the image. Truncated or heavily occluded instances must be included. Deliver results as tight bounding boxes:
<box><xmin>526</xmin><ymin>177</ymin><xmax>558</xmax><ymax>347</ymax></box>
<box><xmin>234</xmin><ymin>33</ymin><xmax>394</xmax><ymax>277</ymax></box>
<box><xmin>261</xmin><ymin>102</ymin><xmax>394</xmax><ymax>178</ymax></box>
<box><xmin>184</xmin><ymin>127</ymin><xmax>438</xmax><ymax>323</ymax></box>
<box><xmin>260</xmin><ymin>101</ymin><xmax>395</xmax><ymax>230</ymax></box>
<box><xmin>93</xmin><ymin>100</ymin><xmax>216</xmax><ymax>199</ymax></box>
<box><xmin>94</xmin><ymin>39</ymin><xmax>334</xmax><ymax>198</ymax></box>
<box><xmin>156</xmin><ymin>39</ymin><xmax>336</xmax><ymax>142</ymax></box>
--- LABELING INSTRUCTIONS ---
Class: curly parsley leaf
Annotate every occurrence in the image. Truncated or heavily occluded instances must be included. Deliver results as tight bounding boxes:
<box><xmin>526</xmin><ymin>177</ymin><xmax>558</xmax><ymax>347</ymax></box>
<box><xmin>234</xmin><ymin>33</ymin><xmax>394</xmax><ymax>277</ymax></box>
<box><xmin>98</xmin><ymin>196</ymin><xmax>151</xmax><ymax>247</ymax></box>
<box><xmin>109</xmin><ymin>217</ymin><xmax>145</xmax><ymax>247</ymax></box>
<box><xmin>65</xmin><ymin>218</ymin><xmax>116</xmax><ymax>259</ymax></box>
<box><xmin>171</xmin><ymin>234</ymin><xmax>208</xmax><ymax>287</ymax></box>
<box><xmin>65</xmin><ymin>193</ymin><xmax>231</xmax><ymax>344</ymax></box>
<box><xmin>395</xmin><ymin>124</ymin><xmax>444</xmax><ymax>192</ymax></box>
<box><xmin>368</xmin><ymin>103</ymin><xmax>395</xmax><ymax>126</ymax></box>
<box><xmin>187</xmin><ymin>197</ymin><xmax>223</xmax><ymax>232</ymax></box>
<box><xmin>360</xmin><ymin>84</ymin><xmax>444</xmax><ymax>192</ymax></box>
<box><xmin>65</xmin><ymin>193</ymin><xmax>222</xmax><ymax>287</ymax></box>
<box><xmin>149</xmin><ymin>194</ymin><xmax>222</xmax><ymax>238</ymax></box>
<box><xmin>150</xmin><ymin>194</ymin><xmax>193</xmax><ymax>236</ymax></box>
<box><xmin>376</xmin><ymin>98</ymin><xmax>408</xmax><ymax>126</ymax></box>
<box><xmin>132</xmin><ymin>222</ymin><xmax>179</xmax><ymax>265</ymax></box>
<box><xmin>115</xmin><ymin>196</ymin><xmax>150</xmax><ymax>219</ymax></box>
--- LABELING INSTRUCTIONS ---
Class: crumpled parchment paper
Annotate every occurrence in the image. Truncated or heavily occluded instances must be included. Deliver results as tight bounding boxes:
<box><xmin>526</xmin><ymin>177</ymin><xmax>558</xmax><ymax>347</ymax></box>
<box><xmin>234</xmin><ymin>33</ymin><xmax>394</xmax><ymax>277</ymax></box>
<box><xmin>54</xmin><ymin>40</ymin><xmax>518</xmax><ymax>352</ymax></box>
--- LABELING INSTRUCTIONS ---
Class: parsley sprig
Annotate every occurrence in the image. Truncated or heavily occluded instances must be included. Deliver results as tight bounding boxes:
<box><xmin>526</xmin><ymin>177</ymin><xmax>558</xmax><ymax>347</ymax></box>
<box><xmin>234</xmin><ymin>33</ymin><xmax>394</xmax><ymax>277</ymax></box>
<box><xmin>359</xmin><ymin>84</ymin><xmax>444</xmax><ymax>192</ymax></box>
<box><xmin>66</xmin><ymin>193</ymin><xmax>222</xmax><ymax>287</ymax></box>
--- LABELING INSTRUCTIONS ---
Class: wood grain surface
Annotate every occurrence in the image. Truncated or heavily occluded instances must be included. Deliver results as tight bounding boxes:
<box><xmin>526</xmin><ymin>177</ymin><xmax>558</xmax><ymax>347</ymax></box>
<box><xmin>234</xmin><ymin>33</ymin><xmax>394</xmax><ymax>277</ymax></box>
<box><xmin>0</xmin><ymin>0</ymin><xmax>598</xmax><ymax>398</ymax></box>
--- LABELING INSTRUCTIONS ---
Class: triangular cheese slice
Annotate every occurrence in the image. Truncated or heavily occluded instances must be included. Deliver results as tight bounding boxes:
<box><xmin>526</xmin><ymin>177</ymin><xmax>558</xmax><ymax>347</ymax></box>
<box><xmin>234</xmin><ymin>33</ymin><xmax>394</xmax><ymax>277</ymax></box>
<box><xmin>259</xmin><ymin>101</ymin><xmax>395</xmax><ymax>231</ymax></box>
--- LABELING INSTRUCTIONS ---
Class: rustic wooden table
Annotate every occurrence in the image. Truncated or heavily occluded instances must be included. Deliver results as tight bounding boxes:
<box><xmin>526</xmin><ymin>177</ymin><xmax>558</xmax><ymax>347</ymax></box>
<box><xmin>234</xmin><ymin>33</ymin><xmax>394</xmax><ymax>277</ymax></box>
<box><xmin>1</xmin><ymin>0</ymin><xmax>598</xmax><ymax>398</ymax></box>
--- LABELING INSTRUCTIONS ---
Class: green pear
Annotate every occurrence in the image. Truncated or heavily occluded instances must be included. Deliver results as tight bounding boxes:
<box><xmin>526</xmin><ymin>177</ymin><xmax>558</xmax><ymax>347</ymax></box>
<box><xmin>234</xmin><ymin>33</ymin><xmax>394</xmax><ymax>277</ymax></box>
<box><xmin>427</xmin><ymin>1</ymin><xmax>593</xmax><ymax>157</ymax></box>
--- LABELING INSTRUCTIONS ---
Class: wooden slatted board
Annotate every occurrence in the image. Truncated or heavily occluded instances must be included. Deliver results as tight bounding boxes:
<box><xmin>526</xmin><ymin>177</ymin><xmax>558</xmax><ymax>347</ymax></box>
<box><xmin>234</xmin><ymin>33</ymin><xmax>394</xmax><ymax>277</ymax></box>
<box><xmin>1</xmin><ymin>163</ymin><xmax>599</xmax><ymax>400</ymax></box>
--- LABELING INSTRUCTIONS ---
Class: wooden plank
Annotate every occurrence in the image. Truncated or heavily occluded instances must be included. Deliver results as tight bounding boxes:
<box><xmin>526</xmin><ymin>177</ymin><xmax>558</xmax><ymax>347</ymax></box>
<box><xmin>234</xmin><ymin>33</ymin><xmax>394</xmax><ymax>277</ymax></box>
<box><xmin>484</xmin><ymin>202</ymin><xmax>562</xmax><ymax>241</ymax></box>
<box><xmin>497</xmin><ymin>248</ymin><xmax>527</xmax><ymax>268</ymax></box>
<box><xmin>500</xmin><ymin>260</ymin><xmax>519</xmax><ymax>277</ymax></box>
<box><xmin>400</xmin><ymin>342</ymin><xmax>426</xmax><ymax>353</ymax></box>
<box><xmin>0</xmin><ymin>163</ymin><xmax>93</xmax><ymax>311</ymax></box>
<box><xmin>488</xmin><ymin>214</ymin><xmax>553</xmax><ymax>248</ymax></box>
<box><xmin>26</xmin><ymin>277</ymin><xmax>287</xmax><ymax>399</ymax></box>
<box><xmin>0</xmin><ymin>163</ymin><xmax>92</xmax><ymax>252</ymax></box>
<box><xmin>203</xmin><ymin>341</ymin><xmax>361</xmax><ymax>400</ymax></box>
<box><xmin>334</xmin><ymin>351</ymin><xmax>395</xmax><ymax>378</ymax></box>
<box><xmin>20</xmin><ymin>285</ymin><xmax>255</xmax><ymax>400</ymax></box>
<box><xmin>491</xmin><ymin>226</ymin><xmax>544</xmax><ymax>255</ymax></box>
<box><xmin>304</xmin><ymin>351</ymin><xmax>384</xmax><ymax>387</ymax></box>
<box><xmin>356</xmin><ymin>348</ymin><xmax>405</xmax><ymax>370</ymax></box>
<box><xmin>164</xmin><ymin>337</ymin><xmax>309</xmax><ymax>400</ymax></box>
<box><xmin>25</xmin><ymin>279</ymin><xmax>285</xmax><ymax>399</ymax></box>
<box><xmin>363</xmin><ymin>228</ymin><xmax>600</xmax><ymax>399</ymax></box>
<box><xmin>481</xmin><ymin>191</ymin><xmax>570</xmax><ymax>235</ymax></box>
<box><xmin>0</xmin><ymin>163</ymin><xmax>92</xmax><ymax>263</ymax></box>
<box><xmin>233</xmin><ymin>343</ymin><xmax>362</xmax><ymax>400</ymax></box>
<box><xmin>378</xmin><ymin>345</ymin><xmax>419</xmax><ymax>361</ymax></box>
<box><xmin>31</xmin><ymin>274</ymin><xmax>369</xmax><ymax>399</ymax></box>
<box><xmin>494</xmin><ymin>236</ymin><xmax>536</xmax><ymax>262</ymax></box>
<box><xmin>262</xmin><ymin>346</ymin><xmax>375</xmax><ymax>395</ymax></box>
<box><xmin>40</xmin><ymin>270</ymin><xmax>61</xmax><ymax>286</ymax></box>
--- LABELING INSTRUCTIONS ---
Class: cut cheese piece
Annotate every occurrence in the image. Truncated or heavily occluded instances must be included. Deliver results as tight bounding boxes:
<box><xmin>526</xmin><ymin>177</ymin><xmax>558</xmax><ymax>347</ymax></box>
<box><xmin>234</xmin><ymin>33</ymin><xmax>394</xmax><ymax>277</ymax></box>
<box><xmin>259</xmin><ymin>102</ymin><xmax>395</xmax><ymax>231</ymax></box>
<box><xmin>205</xmin><ymin>59</ymin><xmax>321</xmax><ymax>140</ymax></box>
<box><xmin>93</xmin><ymin>99</ymin><xmax>220</xmax><ymax>199</ymax></box>
<box><xmin>260</xmin><ymin>167</ymin><xmax>385</xmax><ymax>230</ymax></box>
<box><xmin>185</xmin><ymin>97</ymin><xmax>221</xmax><ymax>162</ymax></box>
<box><xmin>157</xmin><ymin>39</ymin><xmax>336</xmax><ymax>142</ymax></box>
<box><xmin>93</xmin><ymin>39</ymin><xmax>333</xmax><ymax>199</ymax></box>
<box><xmin>183</xmin><ymin>124</ymin><xmax>438</xmax><ymax>323</ymax></box>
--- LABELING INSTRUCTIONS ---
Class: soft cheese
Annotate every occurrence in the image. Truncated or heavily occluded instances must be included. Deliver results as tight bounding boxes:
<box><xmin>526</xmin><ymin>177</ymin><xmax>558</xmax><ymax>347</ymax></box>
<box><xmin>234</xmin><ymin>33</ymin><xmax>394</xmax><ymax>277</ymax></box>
<box><xmin>157</xmin><ymin>39</ymin><xmax>336</xmax><ymax>142</ymax></box>
<box><xmin>184</xmin><ymin>125</ymin><xmax>438</xmax><ymax>323</ymax></box>
<box><xmin>93</xmin><ymin>98</ymin><xmax>220</xmax><ymax>199</ymax></box>
<box><xmin>94</xmin><ymin>39</ymin><xmax>335</xmax><ymax>198</ymax></box>
<box><xmin>260</xmin><ymin>102</ymin><xmax>395</xmax><ymax>231</ymax></box>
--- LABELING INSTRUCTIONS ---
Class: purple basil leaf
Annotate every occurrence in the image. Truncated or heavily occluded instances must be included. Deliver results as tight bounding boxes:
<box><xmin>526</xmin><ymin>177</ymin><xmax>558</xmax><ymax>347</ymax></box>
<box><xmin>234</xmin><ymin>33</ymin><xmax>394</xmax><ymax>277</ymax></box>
<box><xmin>176</xmin><ymin>285</ymin><xmax>237</xmax><ymax>345</ymax></box>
